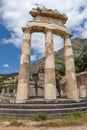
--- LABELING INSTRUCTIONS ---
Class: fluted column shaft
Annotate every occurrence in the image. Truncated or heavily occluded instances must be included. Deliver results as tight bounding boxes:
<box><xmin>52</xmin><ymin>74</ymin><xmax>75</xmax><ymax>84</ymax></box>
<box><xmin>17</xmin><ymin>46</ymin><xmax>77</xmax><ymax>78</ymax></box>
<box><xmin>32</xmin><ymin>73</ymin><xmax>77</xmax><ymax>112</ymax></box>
<box><xmin>64</xmin><ymin>35</ymin><xmax>78</xmax><ymax>100</ymax></box>
<box><xmin>44</xmin><ymin>29</ymin><xmax>56</xmax><ymax>100</ymax></box>
<box><xmin>16</xmin><ymin>30</ymin><xmax>31</xmax><ymax>103</ymax></box>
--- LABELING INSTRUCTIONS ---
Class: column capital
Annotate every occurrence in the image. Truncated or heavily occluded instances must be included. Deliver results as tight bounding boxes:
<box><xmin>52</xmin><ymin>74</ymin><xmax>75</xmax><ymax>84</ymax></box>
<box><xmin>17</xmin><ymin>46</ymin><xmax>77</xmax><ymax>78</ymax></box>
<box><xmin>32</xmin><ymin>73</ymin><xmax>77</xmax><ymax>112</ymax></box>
<box><xmin>44</xmin><ymin>28</ymin><xmax>53</xmax><ymax>34</ymax></box>
<box><xmin>22</xmin><ymin>27</ymin><xmax>32</xmax><ymax>34</ymax></box>
<box><xmin>61</xmin><ymin>33</ymin><xmax>73</xmax><ymax>39</ymax></box>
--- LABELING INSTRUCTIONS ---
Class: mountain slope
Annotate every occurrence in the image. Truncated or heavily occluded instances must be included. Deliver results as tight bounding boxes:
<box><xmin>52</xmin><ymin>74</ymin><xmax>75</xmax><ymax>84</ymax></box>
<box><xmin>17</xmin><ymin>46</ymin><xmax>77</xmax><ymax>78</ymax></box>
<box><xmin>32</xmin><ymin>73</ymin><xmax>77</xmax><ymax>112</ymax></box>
<box><xmin>30</xmin><ymin>38</ymin><xmax>87</xmax><ymax>73</ymax></box>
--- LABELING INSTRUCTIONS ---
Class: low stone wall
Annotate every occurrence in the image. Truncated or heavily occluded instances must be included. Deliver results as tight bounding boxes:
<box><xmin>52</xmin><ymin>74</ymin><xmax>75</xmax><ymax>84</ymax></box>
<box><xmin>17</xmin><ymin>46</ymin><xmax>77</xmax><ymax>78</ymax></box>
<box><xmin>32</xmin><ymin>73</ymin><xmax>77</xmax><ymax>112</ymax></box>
<box><xmin>60</xmin><ymin>72</ymin><xmax>87</xmax><ymax>98</ymax></box>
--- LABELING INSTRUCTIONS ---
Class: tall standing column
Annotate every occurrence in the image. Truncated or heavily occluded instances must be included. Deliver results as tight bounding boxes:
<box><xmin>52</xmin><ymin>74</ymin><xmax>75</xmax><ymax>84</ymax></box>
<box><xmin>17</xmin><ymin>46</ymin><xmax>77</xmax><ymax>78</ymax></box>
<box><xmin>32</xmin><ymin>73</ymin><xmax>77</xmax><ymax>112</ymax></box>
<box><xmin>44</xmin><ymin>29</ymin><xmax>56</xmax><ymax>100</ymax></box>
<box><xmin>64</xmin><ymin>35</ymin><xmax>78</xmax><ymax>100</ymax></box>
<box><xmin>16</xmin><ymin>29</ymin><xmax>31</xmax><ymax>103</ymax></box>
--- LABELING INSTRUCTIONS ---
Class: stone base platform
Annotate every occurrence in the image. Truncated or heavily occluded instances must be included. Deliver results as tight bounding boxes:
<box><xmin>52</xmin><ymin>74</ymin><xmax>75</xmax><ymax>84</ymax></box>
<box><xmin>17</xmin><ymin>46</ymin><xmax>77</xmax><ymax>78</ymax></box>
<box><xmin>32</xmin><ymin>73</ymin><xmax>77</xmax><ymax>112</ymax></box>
<box><xmin>0</xmin><ymin>98</ymin><xmax>87</xmax><ymax>118</ymax></box>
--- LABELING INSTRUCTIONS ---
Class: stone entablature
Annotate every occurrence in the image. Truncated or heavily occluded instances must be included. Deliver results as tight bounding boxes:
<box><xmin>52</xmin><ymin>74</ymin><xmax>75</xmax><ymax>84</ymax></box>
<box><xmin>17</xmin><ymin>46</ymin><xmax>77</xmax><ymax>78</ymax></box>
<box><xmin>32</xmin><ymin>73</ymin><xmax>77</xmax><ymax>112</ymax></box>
<box><xmin>33</xmin><ymin>16</ymin><xmax>64</xmax><ymax>26</ymax></box>
<box><xmin>30</xmin><ymin>8</ymin><xmax>67</xmax><ymax>24</ymax></box>
<box><xmin>26</xmin><ymin>21</ymin><xmax>69</xmax><ymax>36</ymax></box>
<box><xmin>16</xmin><ymin>7</ymin><xmax>78</xmax><ymax>103</ymax></box>
<box><xmin>26</xmin><ymin>7</ymin><xmax>70</xmax><ymax>36</ymax></box>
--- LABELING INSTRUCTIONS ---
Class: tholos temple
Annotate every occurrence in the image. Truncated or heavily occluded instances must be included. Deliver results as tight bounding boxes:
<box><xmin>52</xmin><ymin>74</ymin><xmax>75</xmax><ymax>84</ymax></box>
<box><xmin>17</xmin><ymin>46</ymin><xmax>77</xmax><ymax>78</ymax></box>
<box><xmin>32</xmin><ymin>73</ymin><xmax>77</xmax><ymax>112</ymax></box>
<box><xmin>16</xmin><ymin>7</ymin><xmax>78</xmax><ymax>103</ymax></box>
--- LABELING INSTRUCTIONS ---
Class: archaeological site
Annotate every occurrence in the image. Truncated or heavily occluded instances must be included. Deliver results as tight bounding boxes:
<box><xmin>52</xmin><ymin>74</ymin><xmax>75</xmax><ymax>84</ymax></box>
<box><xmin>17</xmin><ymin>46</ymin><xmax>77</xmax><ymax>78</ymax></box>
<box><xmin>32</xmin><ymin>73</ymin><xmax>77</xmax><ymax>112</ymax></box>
<box><xmin>0</xmin><ymin>7</ymin><xmax>87</xmax><ymax>118</ymax></box>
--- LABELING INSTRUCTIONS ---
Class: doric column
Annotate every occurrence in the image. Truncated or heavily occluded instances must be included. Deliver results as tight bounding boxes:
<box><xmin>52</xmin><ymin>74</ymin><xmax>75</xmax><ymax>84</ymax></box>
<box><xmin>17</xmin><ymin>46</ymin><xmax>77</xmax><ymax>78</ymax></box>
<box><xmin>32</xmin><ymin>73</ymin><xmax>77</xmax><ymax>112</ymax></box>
<box><xmin>44</xmin><ymin>29</ymin><xmax>56</xmax><ymax>100</ymax></box>
<box><xmin>64</xmin><ymin>35</ymin><xmax>78</xmax><ymax>100</ymax></box>
<box><xmin>16</xmin><ymin>28</ymin><xmax>31</xmax><ymax>103</ymax></box>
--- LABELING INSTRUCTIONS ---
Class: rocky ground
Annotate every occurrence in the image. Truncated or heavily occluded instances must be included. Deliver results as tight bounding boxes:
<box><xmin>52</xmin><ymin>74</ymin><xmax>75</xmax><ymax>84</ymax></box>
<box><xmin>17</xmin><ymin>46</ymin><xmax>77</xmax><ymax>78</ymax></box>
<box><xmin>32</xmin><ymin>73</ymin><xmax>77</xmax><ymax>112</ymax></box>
<box><xmin>0</xmin><ymin>118</ymin><xmax>87</xmax><ymax>130</ymax></box>
<box><xmin>0</xmin><ymin>125</ymin><xmax>87</xmax><ymax>130</ymax></box>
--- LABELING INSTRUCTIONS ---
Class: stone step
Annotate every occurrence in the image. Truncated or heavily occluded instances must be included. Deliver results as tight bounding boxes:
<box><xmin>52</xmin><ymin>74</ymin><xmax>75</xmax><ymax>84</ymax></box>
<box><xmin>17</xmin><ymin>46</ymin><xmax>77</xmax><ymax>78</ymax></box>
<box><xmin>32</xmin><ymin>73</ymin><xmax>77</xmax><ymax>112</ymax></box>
<box><xmin>26</xmin><ymin>98</ymin><xmax>87</xmax><ymax>104</ymax></box>
<box><xmin>0</xmin><ymin>106</ymin><xmax>87</xmax><ymax>114</ymax></box>
<box><xmin>0</xmin><ymin>112</ymin><xmax>75</xmax><ymax>118</ymax></box>
<box><xmin>0</xmin><ymin>102</ymin><xmax>87</xmax><ymax>109</ymax></box>
<box><xmin>1</xmin><ymin>111</ymin><xmax>87</xmax><ymax>119</ymax></box>
<box><xmin>0</xmin><ymin>98</ymin><xmax>87</xmax><ymax>118</ymax></box>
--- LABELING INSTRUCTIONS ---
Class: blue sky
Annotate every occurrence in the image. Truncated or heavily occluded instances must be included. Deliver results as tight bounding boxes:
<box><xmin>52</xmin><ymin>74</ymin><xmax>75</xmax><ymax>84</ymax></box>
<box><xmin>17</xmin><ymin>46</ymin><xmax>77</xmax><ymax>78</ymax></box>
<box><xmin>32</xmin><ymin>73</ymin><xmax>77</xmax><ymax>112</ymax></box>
<box><xmin>0</xmin><ymin>23</ymin><xmax>21</xmax><ymax>73</ymax></box>
<box><xmin>0</xmin><ymin>0</ymin><xmax>87</xmax><ymax>74</ymax></box>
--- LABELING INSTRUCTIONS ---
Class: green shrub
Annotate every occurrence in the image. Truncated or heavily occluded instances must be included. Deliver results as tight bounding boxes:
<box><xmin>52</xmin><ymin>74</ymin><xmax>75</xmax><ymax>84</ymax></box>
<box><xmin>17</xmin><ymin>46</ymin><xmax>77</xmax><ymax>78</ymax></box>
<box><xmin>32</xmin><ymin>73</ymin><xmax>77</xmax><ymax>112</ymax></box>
<box><xmin>73</xmin><ymin>110</ymin><xmax>84</xmax><ymax>118</ymax></box>
<box><xmin>69</xmin><ymin>119</ymin><xmax>83</xmax><ymax>126</ymax></box>
<box><xmin>64</xmin><ymin>110</ymin><xmax>84</xmax><ymax>119</ymax></box>
<box><xmin>75</xmin><ymin>52</ymin><xmax>87</xmax><ymax>73</ymax></box>
<box><xmin>33</xmin><ymin>112</ymin><xmax>47</xmax><ymax>121</ymax></box>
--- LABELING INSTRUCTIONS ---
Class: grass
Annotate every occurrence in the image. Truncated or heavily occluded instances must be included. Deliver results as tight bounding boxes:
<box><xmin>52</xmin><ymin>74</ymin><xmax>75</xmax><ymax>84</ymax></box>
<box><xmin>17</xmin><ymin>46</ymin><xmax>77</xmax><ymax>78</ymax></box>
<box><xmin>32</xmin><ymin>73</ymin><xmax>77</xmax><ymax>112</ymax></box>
<box><xmin>35</xmin><ymin>110</ymin><xmax>87</xmax><ymax>127</ymax></box>
<box><xmin>9</xmin><ymin>120</ymin><xmax>25</xmax><ymax>127</ymax></box>
<box><xmin>0</xmin><ymin>111</ymin><xmax>87</xmax><ymax>127</ymax></box>
<box><xmin>32</xmin><ymin>112</ymin><xmax>47</xmax><ymax>121</ymax></box>
<box><xmin>0</xmin><ymin>115</ymin><xmax>17</xmax><ymax>121</ymax></box>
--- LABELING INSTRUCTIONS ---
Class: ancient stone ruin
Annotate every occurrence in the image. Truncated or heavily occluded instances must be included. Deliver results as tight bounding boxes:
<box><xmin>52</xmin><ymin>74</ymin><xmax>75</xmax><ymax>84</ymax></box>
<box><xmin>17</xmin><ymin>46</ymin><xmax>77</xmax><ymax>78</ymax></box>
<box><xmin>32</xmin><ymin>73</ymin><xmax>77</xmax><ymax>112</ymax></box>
<box><xmin>16</xmin><ymin>7</ymin><xmax>78</xmax><ymax>103</ymax></box>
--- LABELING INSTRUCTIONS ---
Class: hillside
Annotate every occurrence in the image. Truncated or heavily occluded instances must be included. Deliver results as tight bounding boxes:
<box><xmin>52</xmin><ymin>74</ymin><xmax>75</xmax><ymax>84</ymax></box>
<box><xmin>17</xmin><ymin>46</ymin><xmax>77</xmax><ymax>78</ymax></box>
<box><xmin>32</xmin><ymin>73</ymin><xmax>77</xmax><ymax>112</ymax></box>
<box><xmin>0</xmin><ymin>38</ymin><xmax>87</xmax><ymax>90</ymax></box>
<box><xmin>0</xmin><ymin>73</ymin><xmax>18</xmax><ymax>93</ymax></box>
<box><xmin>30</xmin><ymin>38</ymin><xmax>87</xmax><ymax>73</ymax></box>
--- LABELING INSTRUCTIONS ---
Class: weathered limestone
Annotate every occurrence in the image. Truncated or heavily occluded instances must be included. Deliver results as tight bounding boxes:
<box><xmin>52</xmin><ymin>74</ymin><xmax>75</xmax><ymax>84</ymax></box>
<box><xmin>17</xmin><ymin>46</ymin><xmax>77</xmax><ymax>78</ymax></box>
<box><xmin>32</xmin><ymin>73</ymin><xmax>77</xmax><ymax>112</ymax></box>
<box><xmin>64</xmin><ymin>35</ymin><xmax>78</xmax><ymax>100</ymax></box>
<box><xmin>44</xmin><ymin>29</ymin><xmax>56</xmax><ymax>99</ymax></box>
<box><xmin>16</xmin><ymin>30</ymin><xmax>31</xmax><ymax>103</ymax></box>
<box><xmin>79</xmin><ymin>85</ymin><xmax>87</xmax><ymax>98</ymax></box>
<box><xmin>26</xmin><ymin>21</ymin><xmax>68</xmax><ymax>35</ymax></box>
<box><xmin>16</xmin><ymin>7</ymin><xmax>79</xmax><ymax>102</ymax></box>
<box><xmin>30</xmin><ymin>8</ymin><xmax>68</xmax><ymax>23</ymax></box>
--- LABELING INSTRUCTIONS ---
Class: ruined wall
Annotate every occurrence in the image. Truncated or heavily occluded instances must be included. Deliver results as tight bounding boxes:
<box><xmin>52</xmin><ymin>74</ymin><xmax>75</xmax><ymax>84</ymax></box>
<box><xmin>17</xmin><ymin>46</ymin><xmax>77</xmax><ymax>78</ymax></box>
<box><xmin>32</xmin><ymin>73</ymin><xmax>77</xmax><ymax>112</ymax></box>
<box><xmin>60</xmin><ymin>72</ymin><xmax>87</xmax><ymax>98</ymax></box>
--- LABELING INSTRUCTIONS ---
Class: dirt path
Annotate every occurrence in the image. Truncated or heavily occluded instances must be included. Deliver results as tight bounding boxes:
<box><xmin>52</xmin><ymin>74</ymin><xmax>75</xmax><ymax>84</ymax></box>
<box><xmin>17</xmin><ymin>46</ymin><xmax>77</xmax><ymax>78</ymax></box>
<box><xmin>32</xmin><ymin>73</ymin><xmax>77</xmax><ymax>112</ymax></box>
<box><xmin>0</xmin><ymin>125</ymin><xmax>87</xmax><ymax>130</ymax></box>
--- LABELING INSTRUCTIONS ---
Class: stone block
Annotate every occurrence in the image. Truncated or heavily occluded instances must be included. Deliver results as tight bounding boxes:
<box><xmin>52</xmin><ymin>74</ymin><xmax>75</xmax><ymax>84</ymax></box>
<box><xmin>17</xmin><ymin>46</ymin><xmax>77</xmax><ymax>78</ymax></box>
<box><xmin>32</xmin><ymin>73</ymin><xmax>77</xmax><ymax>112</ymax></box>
<box><xmin>16</xmin><ymin>83</ymin><xmax>29</xmax><ymax>103</ymax></box>
<box><xmin>65</xmin><ymin>58</ymin><xmax>74</xmax><ymax>71</ymax></box>
<box><xmin>79</xmin><ymin>85</ymin><xmax>87</xmax><ymax>98</ymax></box>
<box><xmin>18</xmin><ymin>64</ymin><xmax>29</xmax><ymax>83</ymax></box>
<box><xmin>65</xmin><ymin>48</ymin><xmax>73</xmax><ymax>57</ymax></box>
<box><xmin>29</xmin><ymin>87</ymin><xmax>44</xmax><ymax>97</ymax></box>
<box><xmin>44</xmin><ymin>83</ymin><xmax>56</xmax><ymax>99</ymax></box>
<box><xmin>22</xmin><ymin>39</ymin><xmax>31</xmax><ymax>55</ymax></box>
<box><xmin>20</xmin><ymin>54</ymin><xmax>29</xmax><ymax>64</ymax></box>
<box><xmin>45</xmin><ymin>69</ymin><xmax>55</xmax><ymax>84</ymax></box>
<box><xmin>45</xmin><ymin>55</ymin><xmax>55</xmax><ymax>68</ymax></box>
<box><xmin>29</xmin><ymin>87</ymin><xmax>35</xmax><ymax>97</ymax></box>
<box><xmin>38</xmin><ymin>88</ymin><xmax>44</xmax><ymax>97</ymax></box>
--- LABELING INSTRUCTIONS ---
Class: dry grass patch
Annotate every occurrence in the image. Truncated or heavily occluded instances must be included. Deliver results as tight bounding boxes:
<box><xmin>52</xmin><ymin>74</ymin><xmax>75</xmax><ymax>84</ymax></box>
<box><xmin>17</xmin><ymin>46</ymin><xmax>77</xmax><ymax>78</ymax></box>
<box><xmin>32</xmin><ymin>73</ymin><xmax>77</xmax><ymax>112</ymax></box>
<box><xmin>8</xmin><ymin>120</ymin><xmax>26</xmax><ymax>127</ymax></box>
<box><xmin>35</xmin><ymin>111</ymin><xmax>87</xmax><ymax>128</ymax></box>
<box><xmin>0</xmin><ymin>115</ymin><xmax>17</xmax><ymax>121</ymax></box>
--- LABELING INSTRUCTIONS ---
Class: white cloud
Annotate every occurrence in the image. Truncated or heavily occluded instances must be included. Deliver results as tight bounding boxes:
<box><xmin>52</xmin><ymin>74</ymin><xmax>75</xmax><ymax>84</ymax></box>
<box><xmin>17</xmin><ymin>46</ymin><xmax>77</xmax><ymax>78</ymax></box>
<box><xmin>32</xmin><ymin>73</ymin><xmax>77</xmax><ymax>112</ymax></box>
<box><xmin>53</xmin><ymin>35</ymin><xmax>64</xmax><ymax>52</ymax></box>
<box><xmin>3</xmin><ymin>64</ymin><xmax>10</xmax><ymax>68</ymax></box>
<box><xmin>31</xmin><ymin>55</ymin><xmax>37</xmax><ymax>61</ymax></box>
<box><xmin>0</xmin><ymin>0</ymin><xmax>87</xmax><ymax>62</ymax></box>
<box><xmin>31</xmin><ymin>33</ymin><xmax>45</xmax><ymax>55</ymax></box>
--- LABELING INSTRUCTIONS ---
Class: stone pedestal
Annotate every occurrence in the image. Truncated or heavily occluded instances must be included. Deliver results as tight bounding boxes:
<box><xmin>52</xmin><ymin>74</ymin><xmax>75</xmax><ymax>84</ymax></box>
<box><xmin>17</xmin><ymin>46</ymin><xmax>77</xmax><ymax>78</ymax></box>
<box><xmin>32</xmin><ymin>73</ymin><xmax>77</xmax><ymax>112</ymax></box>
<box><xmin>64</xmin><ymin>35</ymin><xmax>78</xmax><ymax>100</ymax></box>
<box><xmin>44</xmin><ymin>29</ymin><xmax>56</xmax><ymax>100</ymax></box>
<box><xmin>16</xmin><ymin>30</ymin><xmax>31</xmax><ymax>103</ymax></box>
<box><xmin>79</xmin><ymin>85</ymin><xmax>86</xmax><ymax>98</ymax></box>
